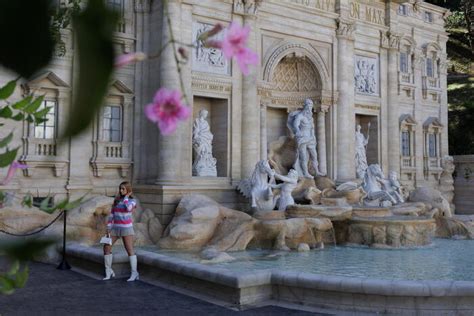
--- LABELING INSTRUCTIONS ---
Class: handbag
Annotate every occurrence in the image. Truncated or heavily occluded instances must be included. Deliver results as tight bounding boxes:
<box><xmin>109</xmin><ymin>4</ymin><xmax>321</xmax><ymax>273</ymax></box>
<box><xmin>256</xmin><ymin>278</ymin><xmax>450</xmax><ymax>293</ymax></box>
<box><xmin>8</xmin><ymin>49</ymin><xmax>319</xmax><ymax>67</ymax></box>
<box><xmin>100</xmin><ymin>233</ymin><xmax>112</xmax><ymax>245</ymax></box>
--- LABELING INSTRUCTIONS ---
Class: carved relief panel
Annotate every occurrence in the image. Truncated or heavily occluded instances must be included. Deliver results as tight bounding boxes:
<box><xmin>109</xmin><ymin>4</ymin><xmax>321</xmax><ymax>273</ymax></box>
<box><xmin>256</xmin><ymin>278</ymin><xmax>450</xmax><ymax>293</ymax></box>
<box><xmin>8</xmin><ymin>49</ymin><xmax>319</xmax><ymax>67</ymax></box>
<box><xmin>354</xmin><ymin>55</ymin><xmax>379</xmax><ymax>96</ymax></box>
<box><xmin>192</xmin><ymin>22</ymin><xmax>230</xmax><ymax>75</ymax></box>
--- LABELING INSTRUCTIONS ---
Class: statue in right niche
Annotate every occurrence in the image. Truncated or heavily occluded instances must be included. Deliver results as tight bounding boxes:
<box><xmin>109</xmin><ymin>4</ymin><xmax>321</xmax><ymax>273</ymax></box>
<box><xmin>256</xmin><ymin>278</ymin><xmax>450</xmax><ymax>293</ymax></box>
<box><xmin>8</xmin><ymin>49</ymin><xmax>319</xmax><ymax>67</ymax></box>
<box><xmin>355</xmin><ymin>123</ymin><xmax>370</xmax><ymax>179</ymax></box>
<box><xmin>192</xmin><ymin>109</ymin><xmax>217</xmax><ymax>177</ymax></box>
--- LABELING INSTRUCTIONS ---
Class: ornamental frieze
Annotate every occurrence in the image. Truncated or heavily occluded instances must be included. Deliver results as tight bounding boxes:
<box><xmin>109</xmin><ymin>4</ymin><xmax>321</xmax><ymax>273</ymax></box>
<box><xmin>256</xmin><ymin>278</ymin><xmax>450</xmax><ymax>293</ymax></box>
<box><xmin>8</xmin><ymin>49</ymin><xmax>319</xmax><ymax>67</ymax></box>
<box><xmin>191</xmin><ymin>76</ymin><xmax>232</xmax><ymax>95</ymax></box>
<box><xmin>355</xmin><ymin>103</ymin><xmax>380</xmax><ymax>111</ymax></box>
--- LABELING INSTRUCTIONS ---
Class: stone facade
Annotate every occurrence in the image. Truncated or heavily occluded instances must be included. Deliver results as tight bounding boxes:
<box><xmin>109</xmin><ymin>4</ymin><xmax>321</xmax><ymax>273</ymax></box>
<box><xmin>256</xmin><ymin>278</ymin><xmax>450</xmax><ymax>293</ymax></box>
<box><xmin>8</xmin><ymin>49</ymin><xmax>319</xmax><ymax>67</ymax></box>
<box><xmin>0</xmin><ymin>0</ymin><xmax>450</xmax><ymax>225</ymax></box>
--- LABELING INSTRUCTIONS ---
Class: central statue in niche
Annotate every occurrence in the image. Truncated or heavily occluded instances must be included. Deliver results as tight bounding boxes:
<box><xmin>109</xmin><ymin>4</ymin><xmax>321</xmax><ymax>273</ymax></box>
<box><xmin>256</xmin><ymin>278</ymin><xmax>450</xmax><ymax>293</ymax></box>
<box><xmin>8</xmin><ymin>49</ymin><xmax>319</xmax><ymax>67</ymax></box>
<box><xmin>287</xmin><ymin>99</ymin><xmax>326</xmax><ymax>178</ymax></box>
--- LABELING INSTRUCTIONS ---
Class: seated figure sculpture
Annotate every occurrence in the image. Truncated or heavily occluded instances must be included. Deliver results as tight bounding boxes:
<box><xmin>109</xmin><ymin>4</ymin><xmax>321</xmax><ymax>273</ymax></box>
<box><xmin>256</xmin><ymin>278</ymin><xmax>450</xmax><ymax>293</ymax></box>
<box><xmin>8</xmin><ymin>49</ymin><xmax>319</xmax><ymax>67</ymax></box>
<box><xmin>287</xmin><ymin>99</ymin><xmax>325</xmax><ymax>178</ymax></box>
<box><xmin>376</xmin><ymin>171</ymin><xmax>405</xmax><ymax>204</ymax></box>
<box><xmin>362</xmin><ymin>164</ymin><xmax>400</xmax><ymax>206</ymax></box>
<box><xmin>271</xmin><ymin>169</ymin><xmax>299</xmax><ymax>211</ymax></box>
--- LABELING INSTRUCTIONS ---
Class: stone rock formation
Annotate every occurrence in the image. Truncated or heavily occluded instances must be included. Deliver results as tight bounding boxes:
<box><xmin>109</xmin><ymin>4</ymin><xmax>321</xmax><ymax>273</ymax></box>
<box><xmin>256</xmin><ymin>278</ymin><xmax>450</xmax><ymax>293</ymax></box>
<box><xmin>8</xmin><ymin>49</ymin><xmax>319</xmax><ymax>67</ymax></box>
<box><xmin>159</xmin><ymin>194</ymin><xmax>334</xmax><ymax>252</ymax></box>
<box><xmin>408</xmin><ymin>187</ymin><xmax>452</xmax><ymax>217</ymax></box>
<box><xmin>0</xmin><ymin>196</ymin><xmax>162</xmax><ymax>247</ymax></box>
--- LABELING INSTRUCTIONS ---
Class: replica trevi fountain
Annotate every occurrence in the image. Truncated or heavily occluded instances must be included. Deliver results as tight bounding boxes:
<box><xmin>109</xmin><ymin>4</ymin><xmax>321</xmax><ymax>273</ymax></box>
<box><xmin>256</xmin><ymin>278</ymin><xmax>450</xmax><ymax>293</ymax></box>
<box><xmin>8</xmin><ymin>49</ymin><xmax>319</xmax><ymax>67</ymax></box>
<box><xmin>2</xmin><ymin>99</ymin><xmax>463</xmax><ymax>255</ymax></box>
<box><xmin>3</xmin><ymin>0</ymin><xmax>474</xmax><ymax>313</ymax></box>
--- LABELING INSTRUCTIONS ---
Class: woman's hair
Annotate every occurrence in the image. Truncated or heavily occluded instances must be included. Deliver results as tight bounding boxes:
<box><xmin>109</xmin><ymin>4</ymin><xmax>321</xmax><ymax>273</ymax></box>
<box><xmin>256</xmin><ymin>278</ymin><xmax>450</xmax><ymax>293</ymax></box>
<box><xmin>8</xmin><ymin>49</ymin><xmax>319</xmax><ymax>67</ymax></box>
<box><xmin>113</xmin><ymin>181</ymin><xmax>133</xmax><ymax>205</ymax></box>
<box><xmin>119</xmin><ymin>181</ymin><xmax>133</xmax><ymax>196</ymax></box>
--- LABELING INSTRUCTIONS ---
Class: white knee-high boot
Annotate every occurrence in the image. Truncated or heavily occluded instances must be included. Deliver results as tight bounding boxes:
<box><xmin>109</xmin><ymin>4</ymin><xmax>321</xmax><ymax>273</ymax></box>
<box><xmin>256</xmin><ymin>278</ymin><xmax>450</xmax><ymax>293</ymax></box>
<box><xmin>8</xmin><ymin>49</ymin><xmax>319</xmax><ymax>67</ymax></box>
<box><xmin>127</xmin><ymin>255</ymin><xmax>139</xmax><ymax>282</ymax></box>
<box><xmin>103</xmin><ymin>254</ymin><xmax>115</xmax><ymax>280</ymax></box>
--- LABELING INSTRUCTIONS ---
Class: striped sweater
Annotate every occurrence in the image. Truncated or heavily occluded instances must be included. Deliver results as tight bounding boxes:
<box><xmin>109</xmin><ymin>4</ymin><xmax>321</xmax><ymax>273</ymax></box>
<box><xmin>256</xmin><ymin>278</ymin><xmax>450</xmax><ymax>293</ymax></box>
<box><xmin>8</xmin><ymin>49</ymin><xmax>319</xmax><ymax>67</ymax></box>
<box><xmin>106</xmin><ymin>196</ymin><xmax>137</xmax><ymax>230</ymax></box>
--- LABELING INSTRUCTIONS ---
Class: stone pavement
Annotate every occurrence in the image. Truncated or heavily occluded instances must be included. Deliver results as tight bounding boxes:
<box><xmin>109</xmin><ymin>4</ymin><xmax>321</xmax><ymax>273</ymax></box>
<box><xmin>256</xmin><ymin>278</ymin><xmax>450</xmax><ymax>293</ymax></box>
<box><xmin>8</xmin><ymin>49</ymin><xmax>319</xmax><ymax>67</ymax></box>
<box><xmin>0</xmin><ymin>262</ymin><xmax>327</xmax><ymax>316</ymax></box>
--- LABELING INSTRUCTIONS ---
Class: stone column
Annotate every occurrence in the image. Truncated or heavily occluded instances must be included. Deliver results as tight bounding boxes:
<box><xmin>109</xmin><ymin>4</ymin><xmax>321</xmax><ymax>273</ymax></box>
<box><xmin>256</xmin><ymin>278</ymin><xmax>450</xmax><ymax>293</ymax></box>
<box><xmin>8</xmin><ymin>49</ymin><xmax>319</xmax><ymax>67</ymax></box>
<box><xmin>386</xmin><ymin>32</ymin><xmax>401</xmax><ymax>175</ymax></box>
<box><xmin>336</xmin><ymin>19</ymin><xmax>356</xmax><ymax>182</ymax></box>
<box><xmin>239</xmin><ymin>3</ymin><xmax>261</xmax><ymax>178</ymax></box>
<box><xmin>317</xmin><ymin>104</ymin><xmax>329</xmax><ymax>175</ymax></box>
<box><xmin>156</xmin><ymin>0</ymin><xmax>191</xmax><ymax>184</ymax></box>
<box><xmin>260</xmin><ymin>102</ymin><xmax>267</xmax><ymax>160</ymax></box>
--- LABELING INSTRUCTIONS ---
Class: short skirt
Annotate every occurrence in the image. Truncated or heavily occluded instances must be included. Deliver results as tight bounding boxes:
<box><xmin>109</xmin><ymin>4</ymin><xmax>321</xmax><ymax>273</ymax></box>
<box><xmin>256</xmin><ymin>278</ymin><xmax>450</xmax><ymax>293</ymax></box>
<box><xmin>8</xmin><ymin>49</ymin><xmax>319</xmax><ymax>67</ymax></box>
<box><xmin>110</xmin><ymin>226</ymin><xmax>135</xmax><ymax>237</ymax></box>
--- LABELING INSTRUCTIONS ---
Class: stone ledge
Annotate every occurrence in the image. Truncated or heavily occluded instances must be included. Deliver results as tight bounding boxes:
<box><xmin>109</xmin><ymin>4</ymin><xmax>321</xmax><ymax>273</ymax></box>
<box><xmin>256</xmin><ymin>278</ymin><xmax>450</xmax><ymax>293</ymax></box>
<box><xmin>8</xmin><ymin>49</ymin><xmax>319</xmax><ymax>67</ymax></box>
<box><xmin>67</xmin><ymin>243</ymin><xmax>474</xmax><ymax>313</ymax></box>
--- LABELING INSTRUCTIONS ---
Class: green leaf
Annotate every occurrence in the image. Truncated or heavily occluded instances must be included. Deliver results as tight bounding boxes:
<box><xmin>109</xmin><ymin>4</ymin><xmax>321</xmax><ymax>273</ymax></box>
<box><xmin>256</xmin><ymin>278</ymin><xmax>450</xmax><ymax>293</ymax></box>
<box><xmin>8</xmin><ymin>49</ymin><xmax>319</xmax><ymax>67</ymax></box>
<box><xmin>11</xmin><ymin>96</ymin><xmax>32</xmax><ymax>110</ymax></box>
<box><xmin>0</xmin><ymin>147</ymin><xmax>19</xmax><ymax>168</ymax></box>
<box><xmin>0</xmin><ymin>0</ymin><xmax>53</xmax><ymax>78</ymax></box>
<box><xmin>34</xmin><ymin>105</ymin><xmax>52</xmax><ymax>120</ymax></box>
<box><xmin>64</xmin><ymin>1</ymin><xmax>117</xmax><ymax>137</ymax></box>
<box><xmin>22</xmin><ymin>194</ymin><xmax>33</xmax><ymax>208</ymax></box>
<box><xmin>11</xmin><ymin>113</ymin><xmax>24</xmax><ymax>121</ymax></box>
<box><xmin>7</xmin><ymin>260</ymin><xmax>19</xmax><ymax>276</ymax></box>
<box><xmin>64</xmin><ymin>195</ymin><xmax>87</xmax><ymax>211</ymax></box>
<box><xmin>39</xmin><ymin>196</ymin><xmax>54</xmax><ymax>213</ymax></box>
<box><xmin>0</xmin><ymin>106</ymin><xmax>13</xmax><ymax>118</ymax></box>
<box><xmin>0</xmin><ymin>80</ymin><xmax>17</xmax><ymax>100</ymax></box>
<box><xmin>13</xmin><ymin>265</ymin><xmax>29</xmax><ymax>289</ymax></box>
<box><xmin>26</xmin><ymin>115</ymin><xmax>34</xmax><ymax>123</ymax></box>
<box><xmin>53</xmin><ymin>198</ymin><xmax>69</xmax><ymax>211</ymax></box>
<box><xmin>0</xmin><ymin>276</ymin><xmax>15</xmax><ymax>295</ymax></box>
<box><xmin>24</xmin><ymin>96</ymin><xmax>44</xmax><ymax>114</ymax></box>
<box><xmin>0</xmin><ymin>239</ymin><xmax>56</xmax><ymax>262</ymax></box>
<box><xmin>0</xmin><ymin>132</ymin><xmax>13</xmax><ymax>148</ymax></box>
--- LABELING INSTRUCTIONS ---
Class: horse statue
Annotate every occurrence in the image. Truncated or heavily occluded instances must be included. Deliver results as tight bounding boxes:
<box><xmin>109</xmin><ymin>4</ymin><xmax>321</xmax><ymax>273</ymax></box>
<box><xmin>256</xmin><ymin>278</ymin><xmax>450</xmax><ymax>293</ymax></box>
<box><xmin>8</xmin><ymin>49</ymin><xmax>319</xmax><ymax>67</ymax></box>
<box><xmin>237</xmin><ymin>160</ymin><xmax>278</xmax><ymax>212</ymax></box>
<box><xmin>362</xmin><ymin>164</ymin><xmax>398</xmax><ymax>206</ymax></box>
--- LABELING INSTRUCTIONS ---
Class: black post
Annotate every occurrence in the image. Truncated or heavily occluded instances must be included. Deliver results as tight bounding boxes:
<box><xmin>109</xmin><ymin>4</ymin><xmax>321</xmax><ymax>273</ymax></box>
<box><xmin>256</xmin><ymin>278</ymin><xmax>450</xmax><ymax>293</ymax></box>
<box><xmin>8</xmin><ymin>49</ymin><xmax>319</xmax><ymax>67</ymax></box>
<box><xmin>57</xmin><ymin>210</ymin><xmax>71</xmax><ymax>270</ymax></box>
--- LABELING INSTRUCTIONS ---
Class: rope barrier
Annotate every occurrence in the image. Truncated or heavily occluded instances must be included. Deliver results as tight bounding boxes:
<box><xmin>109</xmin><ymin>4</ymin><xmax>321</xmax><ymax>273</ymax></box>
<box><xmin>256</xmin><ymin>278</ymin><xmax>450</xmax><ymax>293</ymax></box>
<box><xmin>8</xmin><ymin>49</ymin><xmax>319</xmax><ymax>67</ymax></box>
<box><xmin>0</xmin><ymin>211</ymin><xmax>64</xmax><ymax>237</ymax></box>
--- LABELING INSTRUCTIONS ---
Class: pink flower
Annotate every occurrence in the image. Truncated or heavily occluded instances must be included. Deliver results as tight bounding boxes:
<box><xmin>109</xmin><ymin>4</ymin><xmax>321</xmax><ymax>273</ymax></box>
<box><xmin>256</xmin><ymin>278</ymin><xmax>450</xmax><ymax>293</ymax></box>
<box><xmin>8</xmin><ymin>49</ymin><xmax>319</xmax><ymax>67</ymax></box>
<box><xmin>144</xmin><ymin>88</ymin><xmax>191</xmax><ymax>135</ymax></box>
<box><xmin>220</xmin><ymin>22</ymin><xmax>258</xmax><ymax>75</ymax></box>
<box><xmin>0</xmin><ymin>161</ymin><xmax>28</xmax><ymax>186</ymax></box>
<box><xmin>114</xmin><ymin>52</ymin><xmax>147</xmax><ymax>68</ymax></box>
<box><xmin>197</xmin><ymin>23</ymin><xmax>224</xmax><ymax>42</ymax></box>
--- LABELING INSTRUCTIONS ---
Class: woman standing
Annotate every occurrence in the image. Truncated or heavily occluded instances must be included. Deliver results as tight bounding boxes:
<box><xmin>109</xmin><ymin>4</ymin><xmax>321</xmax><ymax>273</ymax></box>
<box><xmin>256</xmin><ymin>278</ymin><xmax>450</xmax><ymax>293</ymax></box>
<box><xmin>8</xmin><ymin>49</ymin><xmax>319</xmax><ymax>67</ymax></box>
<box><xmin>103</xmin><ymin>181</ymin><xmax>139</xmax><ymax>281</ymax></box>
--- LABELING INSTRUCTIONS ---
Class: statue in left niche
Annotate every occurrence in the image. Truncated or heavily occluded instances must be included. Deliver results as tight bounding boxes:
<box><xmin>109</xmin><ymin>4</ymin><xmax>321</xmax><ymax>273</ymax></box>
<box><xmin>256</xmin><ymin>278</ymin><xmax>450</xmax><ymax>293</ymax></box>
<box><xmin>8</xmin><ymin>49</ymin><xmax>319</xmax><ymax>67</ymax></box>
<box><xmin>192</xmin><ymin>109</ymin><xmax>217</xmax><ymax>177</ymax></box>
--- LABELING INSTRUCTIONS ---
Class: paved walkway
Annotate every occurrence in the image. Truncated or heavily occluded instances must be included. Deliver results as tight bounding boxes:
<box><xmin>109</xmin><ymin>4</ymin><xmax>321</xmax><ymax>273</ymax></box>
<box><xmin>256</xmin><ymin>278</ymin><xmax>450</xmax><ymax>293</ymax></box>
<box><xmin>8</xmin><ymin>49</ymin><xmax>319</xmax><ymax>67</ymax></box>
<box><xmin>0</xmin><ymin>262</ymin><xmax>326</xmax><ymax>315</ymax></box>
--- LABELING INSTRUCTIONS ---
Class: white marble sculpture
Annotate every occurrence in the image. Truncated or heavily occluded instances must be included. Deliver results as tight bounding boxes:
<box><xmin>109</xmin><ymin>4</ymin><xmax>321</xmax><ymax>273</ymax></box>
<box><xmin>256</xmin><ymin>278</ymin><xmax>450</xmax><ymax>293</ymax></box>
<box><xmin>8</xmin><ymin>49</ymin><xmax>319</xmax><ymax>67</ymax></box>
<box><xmin>287</xmin><ymin>99</ymin><xmax>325</xmax><ymax>178</ymax></box>
<box><xmin>192</xmin><ymin>109</ymin><xmax>217</xmax><ymax>177</ymax></box>
<box><xmin>362</xmin><ymin>164</ymin><xmax>400</xmax><ymax>206</ymax></box>
<box><xmin>379</xmin><ymin>171</ymin><xmax>405</xmax><ymax>204</ymax></box>
<box><xmin>192</xmin><ymin>22</ymin><xmax>228</xmax><ymax>75</ymax></box>
<box><xmin>237</xmin><ymin>160</ymin><xmax>277</xmax><ymax>212</ymax></box>
<box><xmin>355</xmin><ymin>123</ymin><xmax>370</xmax><ymax>179</ymax></box>
<box><xmin>271</xmin><ymin>169</ymin><xmax>299</xmax><ymax>211</ymax></box>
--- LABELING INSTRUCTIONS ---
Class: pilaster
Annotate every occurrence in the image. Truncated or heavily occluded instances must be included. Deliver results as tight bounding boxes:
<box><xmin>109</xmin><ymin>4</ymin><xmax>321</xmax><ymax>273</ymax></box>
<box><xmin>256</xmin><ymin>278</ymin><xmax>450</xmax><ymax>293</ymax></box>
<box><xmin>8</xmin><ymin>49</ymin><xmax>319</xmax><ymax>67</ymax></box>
<box><xmin>236</xmin><ymin>1</ymin><xmax>261</xmax><ymax>178</ymax></box>
<box><xmin>383</xmin><ymin>31</ymin><xmax>402</xmax><ymax>175</ymax></box>
<box><xmin>336</xmin><ymin>18</ymin><xmax>356</xmax><ymax>182</ymax></box>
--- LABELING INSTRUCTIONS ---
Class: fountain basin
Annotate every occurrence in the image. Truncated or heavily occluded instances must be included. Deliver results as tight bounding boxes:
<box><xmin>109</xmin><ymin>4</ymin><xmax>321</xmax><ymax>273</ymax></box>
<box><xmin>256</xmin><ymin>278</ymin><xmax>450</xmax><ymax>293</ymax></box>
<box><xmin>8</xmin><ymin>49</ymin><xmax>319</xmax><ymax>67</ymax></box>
<box><xmin>338</xmin><ymin>216</ymin><xmax>436</xmax><ymax>248</ymax></box>
<box><xmin>68</xmin><ymin>240</ymin><xmax>474</xmax><ymax>315</ymax></box>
